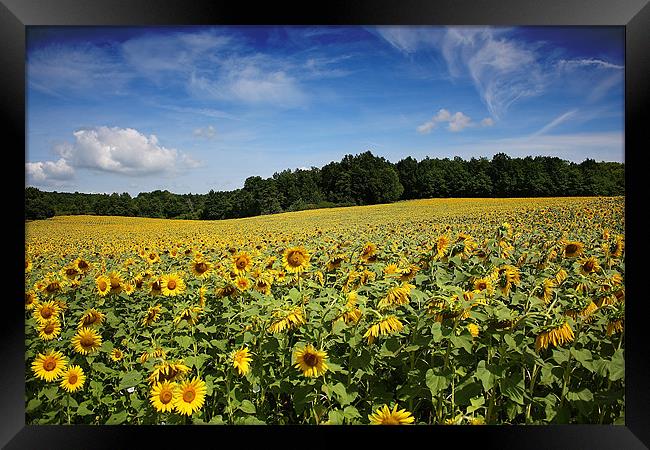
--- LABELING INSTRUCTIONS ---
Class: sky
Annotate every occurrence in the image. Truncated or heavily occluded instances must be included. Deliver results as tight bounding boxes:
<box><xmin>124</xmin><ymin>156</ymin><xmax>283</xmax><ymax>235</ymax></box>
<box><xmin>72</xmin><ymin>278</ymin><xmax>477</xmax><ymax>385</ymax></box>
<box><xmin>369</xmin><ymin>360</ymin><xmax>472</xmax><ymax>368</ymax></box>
<box><xmin>25</xmin><ymin>26</ymin><xmax>624</xmax><ymax>195</ymax></box>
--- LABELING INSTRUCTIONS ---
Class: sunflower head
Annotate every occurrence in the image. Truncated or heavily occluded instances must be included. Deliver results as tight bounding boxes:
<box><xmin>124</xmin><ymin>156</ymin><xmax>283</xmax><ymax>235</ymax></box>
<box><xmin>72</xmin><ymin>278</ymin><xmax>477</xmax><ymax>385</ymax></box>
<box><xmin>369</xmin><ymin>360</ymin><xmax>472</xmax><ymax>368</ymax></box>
<box><xmin>78</xmin><ymin>309</ymin><xmax>105</xmax><ymax>329</ymax></box>
<box><xmin>174</xmin><ymin>377</ymin><xmax>207</xmax><ymax>416</ymax></box>
<box><xmin>293</xmin><ymin>344</ymin><xmax>329</xmax><ymax>377</ymax></box>
<box><xmin>150</xmin><ymin>381</ymin><xmax>178</xmax><ymax>413</ymax></box>
<box><xmin>232</xmin><ymin>252</ymin><xmax>252</xmax><ymax>275</ymax></box>
<box><xmin>60</xmin><ymin>365</ymin><xmax>86</xmax><ymax>392</ymax></box>
<box><xmin>368</xmin><ymin>404</ymin><xmax>415</xmax><ymax>425</ymax></box>
<box><xmin>232</xmin><ymin>347</ymin><xmax>252</xmax><ymax>376</ymax></box>
<box><xmin>38</xmin><ymin>319</ymin><xmax>62</xmax><ymax>341</ymax></box>
<box><xmin>283</xmin><ymin>247</ymin><xmax>310</xmax><ymax>273</ymax></box>
<box><xmin>160</xmin><ymin>273</ymin><xmax>186</xmax><ymax>296</ymax></box>
<box><xmin>72</xmin><ymin>327</ymin><xmax>102</xmax><ymax>355</ymax></box>
<box><xmin>563</xmin><ymin>241</ymin><xmax>584</xmax><ymax>258</ymax></box>
<box><xmin>32</xmin><ymin>349</ymin><xmax>67</xmax><ymax>382</ymax></box>
<box><xmin>33</xmin><ymin>300</ymin><xmax>61</xmax><ymax>324</ymax></box>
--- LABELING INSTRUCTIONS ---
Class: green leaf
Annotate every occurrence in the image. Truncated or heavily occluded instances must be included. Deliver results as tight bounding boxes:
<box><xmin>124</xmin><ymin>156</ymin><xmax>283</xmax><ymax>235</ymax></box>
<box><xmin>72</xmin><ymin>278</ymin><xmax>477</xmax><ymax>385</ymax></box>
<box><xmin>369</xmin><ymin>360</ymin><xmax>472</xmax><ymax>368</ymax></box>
<box><xmin>76</xmin><ymin>402</ymin><xmax>94</xmax><ymax>416</ymax></box>
<box><xmin>450</xmin><ymin>334</ymin><xmax>473</xmax><ymax>353</ymax></box>
<box><xmin>474</xmin><ymin>360</ymin><xmax>500</xmax><ymax>391</ymax></box>
<box><xmin>332</xmin><ymin>319</ymin><xmax>346</xmax><ymax>335</ymax></box>
<box><xmin>327</xmin><ymin>409</ymin><xmax>345</xmax><ymax>425</ymax></box>
<box><xmin>608</xmin><ymin>349</ymin><xmax>624</xmax><ymax>381</ymax></box>
<box><xmin>41</xmin><ymin>386</ymin><xmax>58</xmax><ymax>402</ymax></box>
<box><xmin>570</xmin><ymin>348</ymin><xmax>594</xmax><ymax>372</ymax></box>
<box><xmin>175</xmin><ymin>335</ymin><xmax>193</xmax><ymax>349</ymax></box>
<box><xmin>343</xmin><ymin>405</ymin><xmax>361</xmax><ymax>421</ymax></box>
<box><xmin>567</xmin><ymin>388</ymin><xmax>594</xmax><ymax>402</ymax></box>
<box><xmin>455</xmin><ymin>381</ymin><xmax>483</xmax><ymax>406</ymax></box>
<box><xmin>239</xmin><ymin>400</ymin><xmax>256</xmax><ymax>414</ymax></box>
<box><xmin>431</xmin><ymin>322</ymin><xmax>443</xmax><ymax>343</ymax></box>
<box><xmin>26</xmin><ymin>398</ymin><xmax>41</xmax><ymax>413</ymax></box>
<box><xmin>118</xmin><ymin>371</ymin><xmax>143</xmax><ymax>390</ymax></box>
<box><xmin>504</xmin><ymin>334</ymin><xmax>518</xmax><ymax>351</ymax></box>
<box><xmin>425</xmin><ymin>369</ymin><xmax>450</xmax><ymax>396</ymax></box>
<box><xmin>105</xmin><ymin>410</ymin><xmax>128</xmax><ymax>425</ymax></box>
<box><xmin>499</xmin><ymin>373</ymin><xmax>526</xmax><ymax>405</ymax></box>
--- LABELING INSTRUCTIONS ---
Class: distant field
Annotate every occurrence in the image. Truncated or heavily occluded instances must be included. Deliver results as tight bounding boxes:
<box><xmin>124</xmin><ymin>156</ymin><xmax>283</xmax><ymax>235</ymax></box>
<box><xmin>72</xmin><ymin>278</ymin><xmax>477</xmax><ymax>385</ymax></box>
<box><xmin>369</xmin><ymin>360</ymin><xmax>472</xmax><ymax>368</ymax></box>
<box><xmin>25</xmin><ymin>196</ymin><xmax>625</xmax><ymax>425</ymax></box>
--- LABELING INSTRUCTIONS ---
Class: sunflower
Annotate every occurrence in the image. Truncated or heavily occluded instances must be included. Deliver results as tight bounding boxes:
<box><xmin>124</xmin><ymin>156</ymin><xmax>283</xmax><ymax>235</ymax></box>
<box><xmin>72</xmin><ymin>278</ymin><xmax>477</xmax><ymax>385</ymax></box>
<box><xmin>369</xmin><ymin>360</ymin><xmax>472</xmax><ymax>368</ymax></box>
<box><xmin>232</xmin><ymin>252</ymin><xmax>252</xmax><ymax>275</ymax></box>
<box><xmin>78</xmin><ymin>309</ymin><xmax>105</xmax><ymax>329</ymax></box>
<box><xmin>535</xmin><ymin>321</ymin><xmax>574</xmax><ymax>352</ymax></box>
<box><xmin>215</xmin><ymin>283</ymin><xmax>237</xmax><ymax>299</ymax></box>
<box><xmin>150</xmin><ymin>381</ymin><xmax>178</xmax><ymax>413</ymax></box>
<box><xmin>235</xmin><ymin>276</ymin><xmax>251</xmax><ymax>292</ymax></box>
<box><xmin>360</xmin><ymin>242</ymin><xmax>377</xmax><ymax>263</ymax></box>
<box><xmin>493</xmin><ymin>265</ymin><xmax>520</xmax><ymax>296</ymax></box>
<box><xmin>563</xmin><ymin>240</ymin><xmax>584</xmax><ymax>258</ymax></box>
<box><xmin>190</xmin><ymin>259</ymin><xmax>212</xmax><ymax>278</ymax></box>
<box><xmin>110</xmin><ymin>348</ymin><xmax>125</xmax><ymax>362</ymax></box>
<box><xmin>72</xmin><ymin>327</ymin><xmax>102</xmax><ymax>355</ymax></box>
<box><xmin>253</xmin><ymin>273</ymin><xmax>273</xmax><ymax>295</ymax></box>
<box><xmin>578</xmin><ymin>256</ymin><xmax>601</xmax><ymax>276</ymax></box>
<box><xmin>95</xmin><ymin>275</ymin><xmax>111</xmax><ymax>297</ymax></box>
<box><xmin>60</xmin><ymin>365</ymin><xmax>86</xmax><ymax>392</ymax></box>
<box><xmin>232</xmin><ymin>347</ymin><xmax>252</xmax><ymax>376</ymax></box>
<box><xmin>434</xmin><ymin>234</ymin><xmax>450</xmax><ymax>259</ymax></box>
<box><xmin>145</xmin><ymin>251</ymin><xmax>160</xmax><ymax>264</ymax></box>
<box><xmin>25</xmin><ymin>257</ymin><xmax>33</xmax><ymax>273</ymax></box>
<box><xmin>31</xmin><ymin>349</ymin><xmax>67</xmax><ymax>382</ymax></box>
<box><xmin>378</xmin><ymin>283</ymin><xmax>414</xmax><ymax>309</ymax></box>
<box><xmin>383</xmin><ymin>264</ymin><xmax>400</xmax><ymax>276</ymax></box>
<box><xmin>555</xmin><ymin>268</ymin><xmax>568</xmax><ymax>285</ymax></box>
<box><xmin>122</xmin><ymin>283</ymin><xmax>135</xmax><ymax>295</ymax></box>
<box><xmin>467</xmin><ymin>323</ymin><xmax>479</xmax><ymax>338</ymax></box>
<box><xmin>73</xmin><ymin>257</ymin><xmax>91</xmax><ymax>273</ymax></box>
<box><xmin>107</xmin><ymin>271</ymin><xmax>123</xmax><ymax>294</ymax></box>
<box><xmin>326</xmin><ymin>255</ymin><xmax>345</xmax><ymax>271</ymax></box>
<box><xmin>368</xmin><ymin>404</ymin><xmax>415</xmax><ymax>425</ymax></box>
<box><xmin>160</xmin><ymin>273</ymin><xmax>186</xmax><ymax>296</ymax></box>
<box><xmin>33</xmin><ymin>300</ymin><xmax>61</xmax><ymax>324</ymax></box>
<box><xmin>142</xmin><ymin>304</ymin><xmax>162</xmax><ymax>326</ymax></box>
<box><xmin>25</xmin><ymin>290</ymin><xmax>39</xmax><ymax>310</ymax></box>
<box><xmin>267</xmin><ymin>308</ymin><xmax>305</xmax><ymax>333</ymax></box>
<box><xmin>38</xmin><ymin>319</ymin><xmax>62</xmax><ymax>341</ymax></box>
<box><xmin>364</xmin><ymin>315</ymin><xmax>404</xmax><ymax>344</ymax></box>
<box><xmin>150</xmin><ymin>278</ymin><xmax>163</xmax><ymax>296</ymax></box>
<box><xmin>472</xmin><ymin>277</ymin><xmax>494</xmax><ymax>295</ymax></box>
<box><xmin>293</xmin><ymin>344</ymin><xmax>329</xmax><ymax>377</ymax></box>
<box><xmin>606</xmin><ymin>319</ymin><xmax>624</xmax><ymax>336</ymax></box>
<box><xmin>173</xmin><ymin>306</ymin><xmax>202</xmax><ymax>327</ymax></box>
<box><xmin>537</xmin><ymin>278</ymin><xmax>556</xmax><ymax>304</ymax></box>
<box><xmin>610</xmin><ymin>235</ymin><xmax>624</xmax><ymax>258</ymax></box>
<box><xmin>39</xmin><ymin>273</ymin><xmax>66</xmax><ymax>297</ymax></box>
<box><xmin>149</xmin><ymin>360</ymin><xmax>191</xmax><ymax>384</ymax></box>
<box><xmin>283</xmin><ymin>247</ymin><xmax>310</xmax><ymax>273</ymax></box>
<box><xmin>398</xmin><ymin>264</ymin><xmax>420</xmax><ymax>282</ymax></box>
<box><xmin>174</xmin><ymin>378</ymin><xmax>207</xmax><ymax>416</ymax></box>
<box><xmin>335</xmin><ymin>292</ymin><xmax>363</xmax><ymax>325</ymax></box>
<box><xmin>62</xmin><ymin>264</ymin><xmax>80</xmax><ymax>281</ymax></box>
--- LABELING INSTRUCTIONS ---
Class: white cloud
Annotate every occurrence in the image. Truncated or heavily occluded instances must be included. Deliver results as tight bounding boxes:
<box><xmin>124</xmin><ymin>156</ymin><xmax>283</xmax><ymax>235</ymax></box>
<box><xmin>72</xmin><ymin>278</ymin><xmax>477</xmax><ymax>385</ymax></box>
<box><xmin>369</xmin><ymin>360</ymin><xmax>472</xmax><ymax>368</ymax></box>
<box><xmin>417</xmin><ymin>108</ymin><xmax>475</xmax><ymax>133</ymax></box>
<box><xmin>53</xmin><ymin>126</ymin><xmax>200</xmax><ymax>176</ymax></box>
<box><xmin>481</xmin><ymin>117</ymin><xmax>494</xmax><ymax>127</ymax></box>
<box><xmin>557</xmin><ymin>58</ymin><xmax>623</xmax><ymax>71</ymax></box>
<box><xmin>532</xmin><ymin>109</ymin><xmax>579</xmax><ymax>136</ymax></box>
<box><xmin>193</xmin><ymin>125</ymin><xmax>217</xmax><ymax>139</ymax></box>
<box><xmin>26</xmin><ymin>158</ymin><xmax>75</xmax><ymax>185</ymax></box>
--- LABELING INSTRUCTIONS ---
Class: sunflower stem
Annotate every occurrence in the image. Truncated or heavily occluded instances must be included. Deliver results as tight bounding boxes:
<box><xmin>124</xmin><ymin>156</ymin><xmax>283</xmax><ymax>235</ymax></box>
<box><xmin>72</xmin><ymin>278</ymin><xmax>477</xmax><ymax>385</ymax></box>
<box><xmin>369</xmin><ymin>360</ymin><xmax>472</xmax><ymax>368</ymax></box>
<box><xmin>66</xmin><ymin>393</ymin><xmax>70</xmax><ymax>425</ymax></box>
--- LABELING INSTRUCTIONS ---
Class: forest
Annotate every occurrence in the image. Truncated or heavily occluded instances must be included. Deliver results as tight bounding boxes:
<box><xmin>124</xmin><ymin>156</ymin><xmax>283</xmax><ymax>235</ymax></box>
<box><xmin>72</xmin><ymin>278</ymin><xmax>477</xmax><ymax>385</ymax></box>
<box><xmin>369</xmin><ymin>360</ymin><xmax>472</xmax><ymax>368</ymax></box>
<box><xmin>25</xmin><ymin>152</ymin><xmax>624</xmax><ymax>220</ymax></box>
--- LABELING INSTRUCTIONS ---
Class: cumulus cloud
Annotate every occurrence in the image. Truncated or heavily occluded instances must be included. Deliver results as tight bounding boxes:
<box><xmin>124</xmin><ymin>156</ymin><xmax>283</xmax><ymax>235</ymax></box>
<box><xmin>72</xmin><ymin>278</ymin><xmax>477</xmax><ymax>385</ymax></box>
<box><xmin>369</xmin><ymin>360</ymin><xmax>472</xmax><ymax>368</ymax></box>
<box><xmin>193</xmin><ymin>125</ymin><xmax>217</xmax><ymax>139</ymax></box>
<box><xmin>52</xmin><ymin>126</ymin><xmax>200</xmax><ymax>176</ymax></box>
<box><xmin>417</xmin><ymin>109</ymin><xmax>477</xmax><ymax>133</ymax></box>
<box><xmin>25</xmin><ymin>158</ymin><xmax>75</xmax><ymax>185</ymax></box>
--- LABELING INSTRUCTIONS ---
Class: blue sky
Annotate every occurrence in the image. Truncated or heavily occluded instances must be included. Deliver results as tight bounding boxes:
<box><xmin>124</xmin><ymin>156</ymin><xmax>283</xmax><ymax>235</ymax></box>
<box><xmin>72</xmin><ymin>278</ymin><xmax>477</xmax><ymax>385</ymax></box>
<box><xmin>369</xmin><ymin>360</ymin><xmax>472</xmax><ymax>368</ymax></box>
<box><xmin>25</xmin><ymin>26</ymin><xmax>624</xmax><ymax>195</ymax></box>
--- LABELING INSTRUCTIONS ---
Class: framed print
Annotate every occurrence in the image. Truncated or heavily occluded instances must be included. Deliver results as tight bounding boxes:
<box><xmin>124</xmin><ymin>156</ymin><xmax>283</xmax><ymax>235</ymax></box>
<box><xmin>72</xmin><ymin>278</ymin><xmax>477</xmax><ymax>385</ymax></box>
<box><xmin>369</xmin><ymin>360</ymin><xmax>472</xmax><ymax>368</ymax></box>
<box><xmin>3</xmin><ymin>0</ymin><xmax>649</xmax><ymax>448</ymax></box>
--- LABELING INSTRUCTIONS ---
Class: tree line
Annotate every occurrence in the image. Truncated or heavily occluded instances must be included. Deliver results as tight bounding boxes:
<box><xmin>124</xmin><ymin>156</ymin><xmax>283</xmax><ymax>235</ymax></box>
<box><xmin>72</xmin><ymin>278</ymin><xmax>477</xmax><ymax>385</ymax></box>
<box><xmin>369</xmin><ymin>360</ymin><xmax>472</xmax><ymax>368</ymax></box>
<box><xmin>25</xmin><ymin>152</ymin><xmax>624</xmax><ymax>221</ymax></box>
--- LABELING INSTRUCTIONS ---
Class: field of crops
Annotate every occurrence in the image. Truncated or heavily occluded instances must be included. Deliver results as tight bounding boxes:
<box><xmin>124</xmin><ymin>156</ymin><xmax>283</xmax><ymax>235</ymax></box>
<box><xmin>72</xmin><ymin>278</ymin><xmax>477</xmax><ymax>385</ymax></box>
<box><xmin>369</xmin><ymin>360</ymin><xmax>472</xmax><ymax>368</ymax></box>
<box><xmin>24</xmin><ymin>196</ymin><xmax>625</xmax><ymax>425</ymax></box>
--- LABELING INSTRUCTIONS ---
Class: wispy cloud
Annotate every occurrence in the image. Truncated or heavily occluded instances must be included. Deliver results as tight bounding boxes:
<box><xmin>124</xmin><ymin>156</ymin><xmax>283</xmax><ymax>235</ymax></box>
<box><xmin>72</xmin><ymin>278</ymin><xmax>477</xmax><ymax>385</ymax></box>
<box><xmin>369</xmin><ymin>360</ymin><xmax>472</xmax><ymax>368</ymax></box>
<box><xmin>531</xmin><ymin>109</ymin><xmax>579</xmax><ymax>137</ymax></box>
<box><xmin>193</xmin><ymin>125</ymin><xmax>217</xmax><ymax>139</ymax></box>
<box><xmin>417</xmin><ymin>108</ymin><xmax>494</xmax><ymax>134</ymax></box>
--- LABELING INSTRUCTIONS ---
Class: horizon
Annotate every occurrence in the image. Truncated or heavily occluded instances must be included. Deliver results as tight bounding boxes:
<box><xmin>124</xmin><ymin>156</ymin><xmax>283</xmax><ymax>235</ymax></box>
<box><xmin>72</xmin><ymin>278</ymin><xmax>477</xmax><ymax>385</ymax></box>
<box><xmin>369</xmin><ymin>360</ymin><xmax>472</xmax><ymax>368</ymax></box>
<box><xmin>26</xmin><ymin>26</ymin><xmax>624</xmax><ymax>197</ymax></box>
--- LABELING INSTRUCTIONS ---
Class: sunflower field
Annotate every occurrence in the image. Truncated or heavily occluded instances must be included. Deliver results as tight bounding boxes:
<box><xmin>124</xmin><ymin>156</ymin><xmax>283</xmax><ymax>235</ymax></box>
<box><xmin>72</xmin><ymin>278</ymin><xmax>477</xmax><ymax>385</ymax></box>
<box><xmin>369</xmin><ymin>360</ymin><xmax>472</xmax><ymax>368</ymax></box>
<box><xmin>24</xmin><ymin>196</ymin><xmax>625</xmax><ymax>425</ymax></box>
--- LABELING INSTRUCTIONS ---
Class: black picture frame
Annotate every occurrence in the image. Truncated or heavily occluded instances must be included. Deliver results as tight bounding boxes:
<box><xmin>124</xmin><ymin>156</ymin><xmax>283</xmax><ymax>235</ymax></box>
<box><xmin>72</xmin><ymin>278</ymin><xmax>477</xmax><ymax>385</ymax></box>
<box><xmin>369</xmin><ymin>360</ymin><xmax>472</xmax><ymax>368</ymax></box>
<box><xmin>3</xmin><ymin>0</ymin><xmax>648</xmax><ymax>448</ymax></box>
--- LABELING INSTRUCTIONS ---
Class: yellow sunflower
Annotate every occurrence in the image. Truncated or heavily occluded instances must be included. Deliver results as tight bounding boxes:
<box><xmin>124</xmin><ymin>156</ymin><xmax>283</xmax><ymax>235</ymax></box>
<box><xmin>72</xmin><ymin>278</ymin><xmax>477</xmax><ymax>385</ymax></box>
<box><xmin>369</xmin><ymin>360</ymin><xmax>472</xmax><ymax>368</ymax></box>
<box><xmin>293</xmin><ymin>344</ymin><xmax>329</xmax><ymax>377</ymax></box>
<box><xmin>110</xmin><ymin>348</ymin><xmax>125</xmax><ymax>362</ymax></box>
<box><xmin>60</xmin><ymin>365</ymin><xmax>86</xmax><ymax>392</ymax></box>
<box><xmin>232</xmin><ymin>252</ymin><xmax>252</xmax><ymax>275</ymax></box>
<box><xmin>37</xmin><ymin>319</ymin><xmax>62</xmax><ymax>341</ymax></box>
<box><xmin>148</xmin><ymin>360</ymin><xmax>191</xmax><ymax>384</ymax></box>
<box><xmin>25</xmin><ymin>290</ymin><xmax>39</xmax><ymax>310</ymax></box>
<box><xmin>190</xmin><ymin>259</ymin><xmax>212</xmax><ymax>278</ymax></box>
<box><xmin>364</xmin><ymin>315</ymin><xmax>404</xmax><ymax>344</ymax></box>
<box><xmin>142</xmin><ymin>304</ymin><xmax>162</xmax><ymax>326</ymax></box>
<box><xmin>31</xmin><ymin>349</ymin><xmax>67</xmax><ymax>382</ymax></box>
<box><xmin>282</xmin><ymin>247</ymin><xmax>310</xmax><ymax>273</ymax></box>
<box><xmin>95</xmin><ymin>275</ymin><xmax>111</xmax><ymax>297</ymax></box>
<box><xmin>578</xmin><ymin>256</ymin><xmax>601</xmax><ymax>276</ymax></box>
<box><xmin>378</xmin><ymin>283</ymin><xmax>414</xmax><ymax>309</ymax></box>
<box><xmin>74</xmin><ymin>257</ymin><xmax>91</xmax><ymax>273</ymax></box>
<box><xmin>150</xmin><ymin>381</ymin><xmax>178</xmax><ymax>413</ymax></box>
<box><xmin>535</xmin><ymin>322</ymin><xmax>574</xmax><ymax>352</ymax></box>
<box><xmin>232</xmin><ymin>347</ymin><xmax>252</xmax><ymax>376</ymax></box>
<box><xmin>107</xmin><ymin>271</ymin><xmax>123</xmax><ymax>294</ymax></box>
<box><xmin>78</xmin><ymin>309</ymin><xmax>105</xmax><ymax>329</ymax></box>
<box><xmin>368</xmin><ymin>404</ymin><xmax>415</xmax><ymax>425</ymax></box>
<box><xmin>267</xmin><ymin>308</ymin><xmax>306</xmax><ymax>333</ymax></box>
<box><xmin>360</xmin><ymin>242</ymin><xmax>377</xmax><ymax>263</ymax></box>
<box><xmin>434</xmin><ymin>234</ymin><xmax>450</xmax><ymax>259</ymax></box>
<box><xmin>235</xmin><ymin>276</ymin><xmax>251</xmax><ymax>292</ymax></box>
<box><xmin>33</xmin><ymin>300</ymin><xmax>61</xmax><ymax>324</ymax></box>
<box><xmin>174</xmin><ymin>377</ymin><xmax>207</xmax><ymax>416</ymax></box>
<box><xmin>72</xmin><ymin>327</ymin><xmax>102</xmax><ymax>355</ymax></box>
<box><xmin>160</xmin><ymin>273</ymin><xmax>186</xmax><ymax>296</ymax></box>
<box><xmin>467</xmin><ymin>323</ymin><xmax>479</xmax><ymax>338</ymax></box>
<box><xmin>563</xmin><ymin>240</ymin><xmax>584</xmax><ymax>258</ymax></box>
